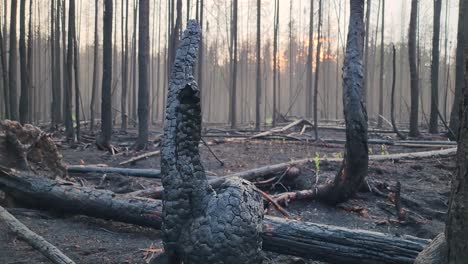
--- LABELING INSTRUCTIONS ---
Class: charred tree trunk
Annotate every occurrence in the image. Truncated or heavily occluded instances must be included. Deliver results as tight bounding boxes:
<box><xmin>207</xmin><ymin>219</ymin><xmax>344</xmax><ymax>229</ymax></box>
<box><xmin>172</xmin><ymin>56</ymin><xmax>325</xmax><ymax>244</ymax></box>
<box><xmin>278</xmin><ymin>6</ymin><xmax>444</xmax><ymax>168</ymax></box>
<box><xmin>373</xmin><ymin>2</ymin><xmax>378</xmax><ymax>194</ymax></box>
<box><xmin>313</xmin><ymin>0</ymin><xmax>323</xmax><ymax>140</ymax></box>
<box><xmin>326</xmin><ymin>0</ymin><xmax>368</xmax><ymax>204</ymax></box>
<box><xmin>96</xmin><ymin>0</ymin><xmax>113</xmax><ymax>150</ymax></box>
<box><xmin>449</xmin><ymin>0</ymin><xmax>468</xmax><ymax>140</ymax></box>
<box><xmin>408</xmin><ymin>0</ymin><xmax>420</xmax><ymax>137</ymax></box>
<box><xmin>429</xmin><ymin>0</ymin><xmax>442</xmax><ymax>134</ymax></box>
<box><xmin>306</xmin><ymin>0</ymin><xmax>314</xmax><ymax>119</ymax></box>
<box><xmin>362</xmin><ymin>0</ymin><xmax>371</xmax><ymax>105</ymax></box>
<box><xmin>255</xmin><ymin>0</ymin><xmax>261</xmax><ymax>131</ymax></box>
<box><xmin>26</xmin><ymin>0</ymin><xmax>33</xmax><ymax>124</ymax></box>
<box><xmin>8</xmin><ymin>0</ymin><xmax>18</xmax><ymax>120</ymax></box>
<box><xmin>377</xmin><ymin>0</ymin><xmax>385</xmax><ymax>128</ymax></box>
<box><xmin>272</xmin><ymin>0</ymin><xmax>279</xmax><ymax>127</ymax></box>
<box><xmin>19</xmin><ymin>0</ymin><xmax>29</xmax><ymax>124</ymax></box>
<box><xmin>134</xmin><ymin>0</ymin><xmax>149</xmax><ymax>151</ymax></box>
<box><xmin>391</xmin><ymin>45</ymin><xmax>406</xmax><ymax>140</ymax></box>
<box><xmin>416</xmin><ymin>3</ymin><xmax>468</xmax><ymax>260</ymax></box>
<box><xmin>161</xmin><ymin>21</ymin><xmax>263</xmax><ymax>263</ymax></box>
<box><xmin>0</xmin><ymin>25</ymin><xmax>8</xmax><ymax>119</ymax></box>
<box><xmin>121</xmin><ymin>0</ymin><xmax>129</xmax><ymax>130</ymax></box>
<box><xmin>229</xmin><ymin>0</ymin><xmax>238</xmax><ymax>129</ymax></box>
<box><xmin>90</xmin><ymin>0</ymin><xmax>99</xmax><ymax>132</ymax></box>
<box><xmin>64</xmin><ymin>0</ymin><xmax>75</xmax><ymax>140</ymax></box>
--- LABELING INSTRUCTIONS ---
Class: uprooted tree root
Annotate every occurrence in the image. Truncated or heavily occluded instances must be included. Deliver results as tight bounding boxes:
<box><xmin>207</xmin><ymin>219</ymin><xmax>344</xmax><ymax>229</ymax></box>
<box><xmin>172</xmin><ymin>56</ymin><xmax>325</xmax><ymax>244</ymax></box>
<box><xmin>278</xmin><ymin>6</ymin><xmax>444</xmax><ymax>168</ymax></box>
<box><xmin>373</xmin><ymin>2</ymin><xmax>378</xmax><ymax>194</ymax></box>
<box><xmin>0</xmin><ymin>120</ymin><xmax>66</xmax><ymax>178</ymax></box>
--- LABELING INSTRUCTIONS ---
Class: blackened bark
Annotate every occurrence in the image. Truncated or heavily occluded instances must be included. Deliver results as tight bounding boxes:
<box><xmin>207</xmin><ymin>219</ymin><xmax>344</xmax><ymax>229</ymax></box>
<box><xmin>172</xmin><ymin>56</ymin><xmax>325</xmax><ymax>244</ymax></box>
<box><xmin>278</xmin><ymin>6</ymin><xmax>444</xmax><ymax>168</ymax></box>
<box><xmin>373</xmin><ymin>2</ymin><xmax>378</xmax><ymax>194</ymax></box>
<box><xmin>429</xmin><ymin>0</ymin><xmax>442</xmax><ymax>134</ymax></box>
<box><xmin>134</xmin><ymin>0</ymin><xmax>150</xmax><ymax>151</ymax></box>
<box><xmin>449</xmin><ymin>0</ymin><xmax>468</xmax><ymax>140</ymax></box>
<box><xmin>362</xmin><ymin>0</ymin><xmax>371</xmax><ymax>105</ymax></box>
<box><xmin>326</xmin><ymin>0</ymin><xmax>368</xmax><ymax>204</ymax></box>
<box><xmin>446</xmin><ymin>13</ymin><xmax>468</xmax><ymax>260</ymax></box>
<box><xmin>255</xmin><ymin>0</ymin><xmax>261</xmax><ymax>131</ymax></box>
<box><xmin>391</xmin><ymin>45</ymin><xmax>406</xmax><ymax>140</ymax></box>
<box><xmin>8</xmin><ymin>0</ymin><xmax>18</xmax><ymax>120</ymax></box>
<box><xmin>377</xmin><ymin>0</ymin><xmax>385</xmax><ymax>128</ymax></box>
<box><xmin>121</xmin><ymin>0</ymin><xmax>129</xmax><ymax>130</ymax></box>
<box><xmin>161</xmin><ymin>21</ymin><xmax>263</xmax><ymax>263</ymax></box>
<box><xmin>0</xmin><ymin>16</ymin><xmax>8</xmax><ymax>119</ymax></box>
<box><xmin>90</xmin><ymin>0</ymin><xmax>99</xmax><ymax>131</ymax></box>
<box><xmin>306</xmin><ymin>0</ymin><xmax>314</xmax><ymax>118</ymax></box>
<box><xmin>19</xmin><ymin>0</ymin><xmax>28</xmax><ymax>124</ymax></box>
<box><xmin>229</xmin><ymin>0</ymin><xmax>238</xmax><ymax>128</ymax></box>
<box><xmin>313</xmin><ymin>0</ymin><xmax>323</xmax><ymax>140</ymax></box>
<box><xmin>408</xmin><ymin>0</ymin><xmax>420</xmax><ymax>137</ymax></box>
<box><xmin>97</xmin><ymin>0</ymin><xmax>113</xmax><ymax>149</ymax></box>
<box><xmin>26</xmin><ymin>0</ymin><xmax>33</xmax><ymax>123</ymax></box>
<box><xmin>64</xmin><ymin>0</ymin><xmax>75</xmax><ymax>140</ymax></box>
<box><xmin>73</xmin><ymin>38</ymin><xmax>80</xmax><ymax>140</ymax></box>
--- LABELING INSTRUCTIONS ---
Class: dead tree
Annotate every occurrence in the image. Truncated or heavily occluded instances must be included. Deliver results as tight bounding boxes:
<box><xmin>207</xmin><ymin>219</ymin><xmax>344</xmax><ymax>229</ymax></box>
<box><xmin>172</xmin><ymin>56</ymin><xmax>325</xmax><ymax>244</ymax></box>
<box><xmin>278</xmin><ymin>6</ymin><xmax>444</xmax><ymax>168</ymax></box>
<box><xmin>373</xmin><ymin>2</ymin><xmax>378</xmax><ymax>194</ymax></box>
<box><xmin>362</xmin><ymin>0</ymin><xmax>371</xmax><ymax>105</ymax></box>
<box><xmin>449</xmin><ymin>0</ymin><xmax>468</xmax><ymax>140</ymax></box>
<box><xmin>391</xmin><ymin>45</ymin><xmax>406</xmax><ymax>139</ymax></box>
<box><xmin>133</xmin><ymin>0</ymin><xmax>150</xmax><ymax>150</ymax></box>
<box><xmin>96</xmin><ymin>0</ymin><xmax>113</xmax><ymax>150</ymax></box>
<box><xmin>121</xmin><ymin>0</ymin><xmax>129</xmax><ymax>130</ymax></box>
<box><xmin>408</xmin><ymin>0</ymin><xmax>420</xmax><ymax>137</ymax></box>
<box><xmin>415</xmin><ymin>3</ymin><xmax>468</xmax><ymax>260</ymax></box>
<box><xmin>0</xmin><ymin>24</ymin><xmax>8</xmax><ymax>119</ymax></box>
<box><xmin>314</xmin><ymin>0</ymin><xmax>323</xmax><ymax>139</ymax></box>
<box><xmin>64</xmin><ymin>0</ymin><xmax>76</xmax><ymax>140</ymax></box>
<box><xmin>275</xmin><ymin>0</ymin><xmax>368</xmax><ymax>205</ymax></box>
<box><xmin>19</xmin><ymin>0</ymin><xmax>29</xmax><ymax>124</ymax></box>
<box><xmin>255</xmin><ymin>0</ymin><xmax>261</xmax><ymax>131</ymax></box>
<box><xmin>229</xmin><ymin>0</ymin><xmax>238</xmax><ymax>128</ymax></box>
<box><xmin>90</xmin><ymin>0</ymin><xmax>99</xmax><ymax>131</ymax></box>
<box><xmin>377</xmin><ymin>0</ymin><xmax>385</xmax><ymax>128</ymax></box>
<box><xmin>429</xmin><ymin>0</ymin><xmax>442</xmax><ymax>134</ymax></box>
<box><xmin>272</xmin><ymin>0</ymin><xmax>279</xmax><ymax>127</ymax></box>
<box><xmin>8</xmin><ymin>0</ymin><xmax>18</xmax><ymax>120</ymax></box>
<box><xmin>159</xmin><ymin>21</ymin><xmax>263</xmax><ymax>263</ymax></box>
<box><xmin>305</xmin><ymin>0</ymin><xmax>314</xmax><ymax>119</ymax></box>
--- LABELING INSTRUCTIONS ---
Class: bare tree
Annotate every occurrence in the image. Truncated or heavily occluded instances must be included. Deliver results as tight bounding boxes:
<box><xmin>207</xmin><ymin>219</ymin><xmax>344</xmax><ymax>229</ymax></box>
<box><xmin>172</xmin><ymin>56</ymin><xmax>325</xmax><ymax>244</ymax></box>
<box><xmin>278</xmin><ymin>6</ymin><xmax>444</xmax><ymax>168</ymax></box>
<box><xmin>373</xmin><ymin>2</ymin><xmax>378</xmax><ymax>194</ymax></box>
<box><xmin>19</xmin><ymin>0</ymin><xmax>28</xmax><ymax>124</ymax></box>
<box><xmin>313</xmin><ymin>0</ymin><xmax>322</xmax><ymax>139</ymax></box>
<box><xmin>229</xmin><ymin>0</ymin><xmax>238</xmax><ymax>128</ymax></box>
<box><xmin>134</xmin><ymin>0</ymin><xmax>150</xmax><ymax>150</ymax></box>
<box><xmin>362</xmin><ymin>0</ymin><xmax>371</xmax><ymax>105</ymax></box>
<box><xmin>429</xmin><ymin>0</ymin><xmax>442</xmax><ymax>134</ymax></box>
<box><xmin>377</xmin><ymin>0</ymin><xmax>385</xmax><ymax>128</ymax></box>
<box><xmin>0</xmin><ymin>23</ymin><xmax>6</xmax><ymax>119</ymax></box>
<box><xmin>90</xmin><ymin>0</ymin><xmax>99</xmax><ymax>131</ymax></box>
<box><xmin>26</xmin><ymin>0</ymin><xmax>33</xmax><ymax>123</ymax></box>
<box><xmin>272</xmin><ymin>0</ymin><xmax>279</xmax><ymax>127</ymax></box>
<box><xmin>64</xmin><ymin>0</ymin><xmax>76</xmax><ymax>140</ymax></box>
<box><xmin>8</xmin><ymin>0</ymin><xmax>18</xmax><ymax>120</ymax></box>
<box><xmin>449</xmin><ymin>0</ymin><xmax>467</xmax><ymax>140</ymax></box>
<box><xmin>197</xmin><ymin>0</ymin><xmax>204</xmax><ymax>101</ymax></box>
<box><xmin>408</xmin><ymin>0</ymin><xmax>420</xmax><ymax>137</ymax></box>
<box><xmin>255</xmin><ymin>0</ymin><xmax>261</xmax><ymax>131</ymax></box>
<box><xmin>306</xmin><ymin>0</ymin><xmax>314</xmax><ymax>118</ymax></box>
<box><xmin>97</xmin><ymin>0</ymin><xmax>114</xmax><ymax>150</ymax></box>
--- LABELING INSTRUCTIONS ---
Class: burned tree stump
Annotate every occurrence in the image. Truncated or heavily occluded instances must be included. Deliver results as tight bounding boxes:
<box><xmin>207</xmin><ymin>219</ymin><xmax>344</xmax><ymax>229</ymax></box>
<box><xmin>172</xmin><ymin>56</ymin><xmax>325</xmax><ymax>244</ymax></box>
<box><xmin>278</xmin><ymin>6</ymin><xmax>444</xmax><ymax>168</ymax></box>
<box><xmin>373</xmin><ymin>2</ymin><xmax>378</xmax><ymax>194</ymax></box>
<box><xmin>0</xmin><ymin>120</ymin><xmax>66</xmax><ymax>178</ymax></box>
<box><xmin>159</xmin><ymin>21</ymin><xmax>264</xmax><ymax>264</ymax></box>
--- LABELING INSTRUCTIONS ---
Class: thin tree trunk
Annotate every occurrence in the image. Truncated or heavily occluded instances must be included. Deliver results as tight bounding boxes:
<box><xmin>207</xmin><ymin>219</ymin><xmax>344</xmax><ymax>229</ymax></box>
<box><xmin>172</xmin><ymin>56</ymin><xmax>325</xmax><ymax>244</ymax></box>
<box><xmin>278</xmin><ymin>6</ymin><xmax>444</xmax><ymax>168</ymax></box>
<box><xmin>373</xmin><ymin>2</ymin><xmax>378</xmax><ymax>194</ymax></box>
<box><xmin>449</xmin><ymin>0</ymin><xmax>467</xmax><ymax>140</ymax></box>
<box><xmin>197</xmin><ymin>0</ymin><xmax>204</xmax><ymax>108</ymax></box>
<box><xmin>391</xmin><ymin>45</ymin><xmax>405</xmax><ymax>139</ymax></box>
<box><xmin>26</xmin><ymin>0</ymin><xmax>33</xmax><ymax>124</ymax></box>
<box><xmin>73</xmin><ymin>36</ymin><xmax>80</xmax><ymax>140</ymax></box>
<box><xmin>313</xmin><ymin>0</ymin><xmax>322</xmax><ymax>140</ymax></box>
<box><xmin>306</xmin><ymin>0</ymin><xmax>314</xmax><ymax>118</ymax></box>
<box><xmin>363</xmin><ymin>0</ymin><xmax>371</xmax><ymax>106</ymax></box>
<box><xmin>377</xmin><ymin>0</ymin><xmax>385</xmax><ymax>128</ymax></box>
<box><xmin>96</xmin><ymin>0</ymin><xmax>113</xmax><ymax>150</ymax></box>
<box><xmin>64</xmin><ymin>0</ymin><xmax>75</xmax><ymax>140</ymax></box>
<box><xmin>408</xmin><ymin>0</ymin><xmax>420</xmax><ymax>137</ymax></box>
<box><xmin>8</xmin><ymin>0</ymin><xmax>18</xmax><ymax>120</ymax></box>
<box><xmin>0</xmin><ymin>10</ymin><xmax>9</xmax><ymax>119</ymax></box>
<box><xmin>229</xmin><ymin>0</ymin><xmax>238</xmax><ymax>128</ymax></box>
<box><xmin>90</xmin><ymin>0</ymin><xmax>99</xmax><ymax>131</ymax></box>
<box><xmin>131</xmin><ymin>0</ymin><xmax>138</xmax><ymax>127</ymax></box>
<box><xmin>61</xmin><ymin>0</ymin><xmax>66</xmax><ymax>123</ymax></box>
<box><xmin>429</xmin><ymin>0</ymin><xmax>442</xmax><ymax>134</ymax></box>
<box><xmin>134</xmin><ymin>0</ymin><xmax>149</xmax><ymax>151</ymax></box>
<box><xmin>19</xmin><ymin>0</ymin><xmax>28</xmax><ymax>124</ymax></box>
<box><xmin>272</xmin><ymin>0</ymin><xmax>279</xmax><ymax>127</ymax></box>
<box><xmin>255</xmin><ymin>0</ymin><xmax>261</xmax><ymax>131</ymax></box>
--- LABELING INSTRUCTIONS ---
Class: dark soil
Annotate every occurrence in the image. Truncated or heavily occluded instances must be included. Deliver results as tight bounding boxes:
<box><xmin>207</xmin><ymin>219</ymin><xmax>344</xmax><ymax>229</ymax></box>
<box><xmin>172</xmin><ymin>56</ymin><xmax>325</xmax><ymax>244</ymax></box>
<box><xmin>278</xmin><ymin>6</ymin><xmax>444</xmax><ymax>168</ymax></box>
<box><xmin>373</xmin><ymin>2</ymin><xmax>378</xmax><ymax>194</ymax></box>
<box><xmin>0</xmin><ymin>125</ymin><xmax>454</xmax><ymax>264</ymax></box>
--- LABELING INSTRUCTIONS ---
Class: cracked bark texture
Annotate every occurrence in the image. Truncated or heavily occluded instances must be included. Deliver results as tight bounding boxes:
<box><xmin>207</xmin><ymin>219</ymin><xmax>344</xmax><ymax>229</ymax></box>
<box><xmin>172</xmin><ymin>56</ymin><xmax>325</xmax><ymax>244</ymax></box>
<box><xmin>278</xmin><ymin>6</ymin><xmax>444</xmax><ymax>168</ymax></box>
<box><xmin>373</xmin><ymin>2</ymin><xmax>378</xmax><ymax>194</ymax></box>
<box><xmin>160</xmin><ymin>21</ymin><xmax>263</xmax><ymax>264</ymax></box>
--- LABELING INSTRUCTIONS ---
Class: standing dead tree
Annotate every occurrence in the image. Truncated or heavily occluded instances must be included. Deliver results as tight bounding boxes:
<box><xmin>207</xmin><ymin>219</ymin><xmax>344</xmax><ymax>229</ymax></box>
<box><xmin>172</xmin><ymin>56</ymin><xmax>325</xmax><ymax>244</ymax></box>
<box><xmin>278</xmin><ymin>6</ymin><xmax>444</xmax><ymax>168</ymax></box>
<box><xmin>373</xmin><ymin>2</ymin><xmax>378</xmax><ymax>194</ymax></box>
<box><xmin>19</xmin><ymin>0</ymin><xmax>29</xmax><ymax>124</ymax></box>
<box><xmin>391</xmin><ymin>45</ymin><xmax>406</xmax><ymax>140</ymax></box>
<box><xmin>96</xmin><ymin>0</ymin><xmax>114</xmax><ymax>151</ymax></box>
<box><xmin>8</xmin><ymin>0</ymin><xmax>18</xmax><ymax>120</ymax></box>
<box><xmin>408</xmin><ymin>0</ymin><xmax>420</xmax><ymax>137</ymax></box>
<box><xmin>275</xmin><ymin>0</ymin><xmax>368</xmax><ymax>205</ymax></box>
<box><xmin>429</xmin><ymin>0</ymin><xmax>442</xmax><ymax>134</ymax></box>
<box><xmin>313</xmin><ymin>0</ymin><xmax>323</xmax><ymax>140</ymax></box>
<box><xmin>158</xmin><ymin>21</ymin><xmax>263</xmax><ymax>263</ymax></box>
<box><xmin>90</xmin><ymin>0</ymin><xmax>99</xmax><ymax>131</ymax></box>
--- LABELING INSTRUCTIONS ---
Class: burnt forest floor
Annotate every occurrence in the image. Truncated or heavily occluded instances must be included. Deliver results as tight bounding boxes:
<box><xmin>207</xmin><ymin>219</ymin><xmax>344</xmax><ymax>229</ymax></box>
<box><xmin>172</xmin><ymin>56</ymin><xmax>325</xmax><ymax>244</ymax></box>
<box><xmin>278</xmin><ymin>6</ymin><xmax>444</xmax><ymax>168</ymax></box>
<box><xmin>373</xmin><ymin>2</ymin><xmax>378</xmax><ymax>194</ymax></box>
<box><xmin>0</xmin><ymin>123</ymin><xmax>455</xmax><ymax>264</ymax></box>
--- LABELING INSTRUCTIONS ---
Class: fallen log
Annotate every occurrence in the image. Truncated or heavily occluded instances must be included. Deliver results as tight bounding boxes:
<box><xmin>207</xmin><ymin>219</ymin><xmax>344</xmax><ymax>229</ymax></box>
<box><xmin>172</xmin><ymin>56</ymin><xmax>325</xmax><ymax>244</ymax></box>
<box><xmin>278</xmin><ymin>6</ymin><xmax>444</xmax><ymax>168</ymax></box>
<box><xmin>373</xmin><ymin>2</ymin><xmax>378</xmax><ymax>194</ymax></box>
<box><xmin>0</xmin><ymin>167</ymin><xmax>162</xmax><ymax>228</ymax></box>
<box><xmin>0</xmin><ymin>169</ymin><xmax>429</xmax><ymax>264</ymax></box>
<box><xmin>126</xmin><ymin>148</ymin><xmax>458</xmax><ymax>200</ymax></box>
<box><xmin>119</xmin><ymin>150</ymin><xmax>161</xmax><ymax>166</ymax></box>
<box><xmin>0</xmin><ymin>205</ymin><xmax>76</xmax><ymax>264</ymax></box>
<box><xmin>67</xmin><ymin>165</ymin><xmax>161</xmax><ymax>178</ymax></box>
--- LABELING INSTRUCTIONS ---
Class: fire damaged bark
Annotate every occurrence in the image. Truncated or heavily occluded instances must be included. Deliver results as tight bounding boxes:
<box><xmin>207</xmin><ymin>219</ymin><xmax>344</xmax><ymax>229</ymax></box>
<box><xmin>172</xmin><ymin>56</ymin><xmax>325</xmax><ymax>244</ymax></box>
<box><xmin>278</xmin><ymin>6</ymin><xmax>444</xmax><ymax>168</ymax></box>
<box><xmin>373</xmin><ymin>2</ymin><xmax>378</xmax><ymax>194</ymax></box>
<box><xmin>160</xmin><ymin>21</ymin><xmax>264</xmax><ymax>263</ymax></box>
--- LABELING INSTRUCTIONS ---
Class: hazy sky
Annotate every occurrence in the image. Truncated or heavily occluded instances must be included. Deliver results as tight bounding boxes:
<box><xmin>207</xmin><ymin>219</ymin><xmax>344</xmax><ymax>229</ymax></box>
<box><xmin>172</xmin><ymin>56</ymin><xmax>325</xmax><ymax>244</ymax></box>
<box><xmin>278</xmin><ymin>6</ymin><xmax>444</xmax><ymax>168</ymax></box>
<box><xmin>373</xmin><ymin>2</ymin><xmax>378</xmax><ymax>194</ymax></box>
<box><xmin>0</xmin><ymin>0</ymin><xmax>460</xmax><ymax>59</ymax></box>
